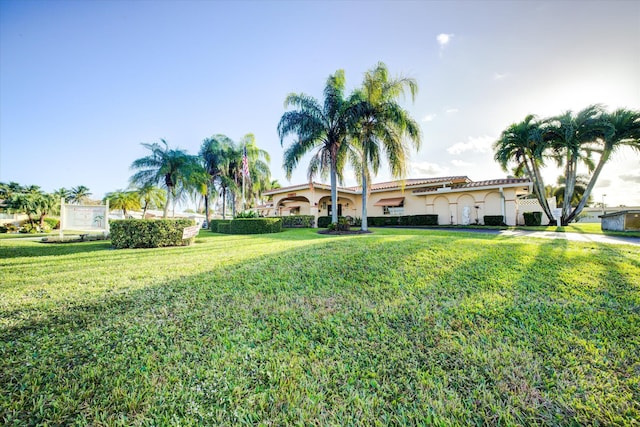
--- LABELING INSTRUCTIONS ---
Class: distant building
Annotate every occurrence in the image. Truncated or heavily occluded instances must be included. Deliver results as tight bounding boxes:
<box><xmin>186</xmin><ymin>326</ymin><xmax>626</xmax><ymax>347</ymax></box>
<box><xmin>261</xmin><ymin>176</ymin><xmax>552</xmax><ymax>226</ymax></box>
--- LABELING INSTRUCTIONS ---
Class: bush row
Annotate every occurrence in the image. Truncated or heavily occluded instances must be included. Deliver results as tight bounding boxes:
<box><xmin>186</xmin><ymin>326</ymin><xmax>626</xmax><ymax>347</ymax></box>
<box><xmin>209</xmin><ymin>219</ymin><xmax>231</xmax><ymax>233</ymax></box>
<box><xmin>280</xmin><ymin>215</ymin><xmax>315</xmax><ymax>228</ymax></box>
<box><xmin>212</xmin><ymin>218</ymin><xmax>282</xmax><ymax>234</ymax></box>
<box><xmin>483</xmin><ymin>215</ymin><xmax>505</xmax><ymax>226</ymax></box>
<box><xmin>317</xmin><ymin>215</ymin><xmax>439</xmax><ymax>228</ymax></box>
<box><xmin>110</xmin><ymin>219</ymin><xmax>196</xmax><ymax>249</ymax></box>
<box><xmin>367</xmin><ymin>215</ymin><xmax>439</xmax><ymax>227</ymax></box>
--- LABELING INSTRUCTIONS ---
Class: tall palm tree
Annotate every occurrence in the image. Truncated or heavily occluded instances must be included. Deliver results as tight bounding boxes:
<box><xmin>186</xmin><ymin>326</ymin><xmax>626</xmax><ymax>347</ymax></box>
<box><xmin>566</xmin><ymin>108</ymin><xmax>640</xmax><ymax>223</ymax></box>
<box><xmin>200</xmin><ymin>134</ymin><xmax>233</xmax><ymax>221</ymax></box>
<box><xmin>52</xmin><ymin>188</ymin><xmax>71</xmax><ymax>203</ymax></box>
<box><xmin>350</xmin><ymin>62</ymin><xmax>422</xmax><ymax>232</ymax></box>
<box><xmin>552</xmin><ymin>175</ymin><xmax>591</xmax><ymax>207</ymax></box>
<box><xmin>69</xmin><ymin>185</ymin><xmax>92</xmax><ymax>204</ymax></box>
<box><xmin>130</xmin><ymin>139</ymin><xmax>202</xmax><ymax>218</ymax></box>
<box><xmin>494</xmin><ymin>115</ymin><xmax>556</xmax><ymax>223</ymax></box>
<box><xmin>104</xmin><ymin>190</ymin><xmax>141</xmax><ymax>218</ymax></box>
<box><xmin>544</xmin><ymin>105</ymin><xmax>613</xmax><ymax>225</ymax></box>
<box><xmin>278</xmin><ymin>69</ymin><xmax>356</xmax><ymax>224</ymax></box>
<box><xmin>237</xmin><ymin>133</ymin><xmax>271</xmax><ymax>210</ymax></box>
<box><xmin>134</xmin><ymin>183</ymin><xmax>166</xmax><ymax>218</ymax></box>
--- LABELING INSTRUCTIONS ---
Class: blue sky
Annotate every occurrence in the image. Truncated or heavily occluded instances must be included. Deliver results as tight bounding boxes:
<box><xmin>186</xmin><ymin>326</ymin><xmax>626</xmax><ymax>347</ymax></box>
<box><xmin>1</xmin><ymin>0</ymin><xmax>639</xmax><ymax>207</ymax></box>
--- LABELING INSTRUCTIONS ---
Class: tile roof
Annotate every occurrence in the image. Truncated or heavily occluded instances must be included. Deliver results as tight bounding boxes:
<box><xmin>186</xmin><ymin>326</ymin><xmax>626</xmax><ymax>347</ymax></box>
<box><xmin>412</xmin><ymin>177</ymin><xmax>531</xmax><ymax>193</ymax></box>
<box><xmin>347</xmin><ymin>176</ymin><xmax>471</xmax><ymax>192</ymax></box>
<box><xmin>264</xmin><ymin>177</ymin><xmax>530</xmax><ymax>195</ymax></box>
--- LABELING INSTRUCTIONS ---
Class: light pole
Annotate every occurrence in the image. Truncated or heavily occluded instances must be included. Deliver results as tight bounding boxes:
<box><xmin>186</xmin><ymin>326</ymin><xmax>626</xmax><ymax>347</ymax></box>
<box><xmin>602</xmin><ymin>194</ymin><xmax>607</xmax><ymax>215</ymax></box>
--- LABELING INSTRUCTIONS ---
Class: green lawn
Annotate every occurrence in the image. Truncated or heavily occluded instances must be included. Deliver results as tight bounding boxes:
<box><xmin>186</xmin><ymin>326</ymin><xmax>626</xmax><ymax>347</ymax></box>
<box><xmin>1</xmin><ymin>228</ymin><xmax>638</xmax><ymax>426</ymax></box>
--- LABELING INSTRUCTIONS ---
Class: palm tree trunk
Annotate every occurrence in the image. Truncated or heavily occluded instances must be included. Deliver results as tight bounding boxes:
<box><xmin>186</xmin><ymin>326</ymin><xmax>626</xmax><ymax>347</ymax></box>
<box><xmin>330</xmin><ymin>160</ymin><xmax>338</xmax><ymax>225</ymax></box>
<box><xmin>361</xmin><ymin>162</ymin><xmax>368</xmax><ymax>232</ymax></box>
<box><xmin>163</xmin><ymin>188</ymin><xmax>171</xmax><ymax>218</ymax></box>
<box><xmin>528</xmin><ymin>158</ymin><xmax>555</xmax><ymax>224</ymax></box>
<box><xmin>222</xmin><ymin>187</ymin><xmax>227</xmax><ymax>220</ymax></box>
<box><xmin>562</xmin><ymin>154</ymin><xmax>577</xmax><ymax>225</ymax></box>
<box><xmin>204</xmin><ymin>194</ymin><xmax>210</xmax><ymax>222</ymax></box>
<box><xmin>566</xmin><ymin>150</ymin><xmax>610</xmax><ymax>224</ymax></box>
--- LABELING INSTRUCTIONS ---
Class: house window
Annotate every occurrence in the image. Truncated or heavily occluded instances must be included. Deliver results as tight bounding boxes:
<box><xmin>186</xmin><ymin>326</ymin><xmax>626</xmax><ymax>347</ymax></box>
<box><xmin>383</xmin><ymin>205</ymin><xmax>404</xmax><ymax>216</ymax></box>
<box><xmin>375</xmin><ymin>197</ymin><xmax>405</xmax><ymax>215</ymax></box>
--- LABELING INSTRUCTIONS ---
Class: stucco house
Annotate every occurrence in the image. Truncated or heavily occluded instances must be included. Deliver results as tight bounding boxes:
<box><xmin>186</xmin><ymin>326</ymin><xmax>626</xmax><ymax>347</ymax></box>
<box><xmin>261</xmin><ymin>176</ymin><xmax>539</xmax><ymax>226</ymax></box>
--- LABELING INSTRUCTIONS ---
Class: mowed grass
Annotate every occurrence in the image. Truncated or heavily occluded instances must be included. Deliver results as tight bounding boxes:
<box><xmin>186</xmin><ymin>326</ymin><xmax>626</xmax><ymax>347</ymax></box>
<box><xmin>1</xmin><ymin>229</ymin><xmax>638</xmax><ymax>426</ymax></box>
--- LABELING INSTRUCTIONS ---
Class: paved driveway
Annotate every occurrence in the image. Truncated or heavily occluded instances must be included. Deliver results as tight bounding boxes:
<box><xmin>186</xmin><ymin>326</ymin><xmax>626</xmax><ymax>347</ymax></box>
<box><xmin>395</xmin><ymin>227</ymin><xmax>640</xmax><ymax>246</ymax></box>
<box><xmin>498</xmin><ymin>229</ymin><xmax>640</xmax><ymax>246</ymax></box>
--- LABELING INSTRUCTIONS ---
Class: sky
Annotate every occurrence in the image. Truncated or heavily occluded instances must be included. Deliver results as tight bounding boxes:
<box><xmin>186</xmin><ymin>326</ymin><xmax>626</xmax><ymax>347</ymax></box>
<box><xmin>1</xmin><ymin>0</ymin><xmax>639</xmax><ymax>208</ymax></box>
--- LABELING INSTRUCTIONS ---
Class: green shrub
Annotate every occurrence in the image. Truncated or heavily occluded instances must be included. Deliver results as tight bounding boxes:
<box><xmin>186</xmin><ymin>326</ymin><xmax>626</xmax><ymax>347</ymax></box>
<box><xmin>350</xmin><ymin>216</ymin><xmax>362</xmax><ymax>227</ymax></box>
<box><xmin>217</xmin><ymin>222</ymin><xmax>231</xmax><ymax>234</ymax></box>
<box><xmin>368</xmin><ymin>216</ymin><xmax>401</xmax><ymax>226</ymax></box>
<box><xmin>210</xmin><ymin>219</ymin><xmax>231</xmax><ymax>233</ymax></box>
<box><xmin>110</xmin><ymin>219</ymin><xmax>196</xmax><ymax>249</ymax></box>
<box><xmin>401</xmin><ymin>215</ymin><xmax>438</xmax><ymax>226</ymax></box>
<box><xmin>18</xmin><ymin>222</ymin><xmax>39</xmax><ymax>233</ymax></box>
<box><xmin>281</xmin><ymin>215</ymin><xmax>315</xmax><ymax>228</ymax></box>
<box><xmin>483</xmin><ymin>215</ymin><xmax>505</xmax><ymax>226</ymax></box>
<box><xmin>43</xmin><ymin>217</ymin><xmax>60</xmax><ymax>229</ymax></box>
<box><xmin>235</xmin><ymin>210</ymin><xmax>259</xmax><ymax>219</ymax></box>
<box><xmin>0</xmin><ymin>223</ymin><xmax>18</xmax><ymax>233</ymax></box>
<box><xmin>228</xmin><ymin>218</ymin><xmax>282</xmax><ymax>234</ymax></box>
<box><xmin>317</xmin><ymin>216</ymin><xmax>332</xmax><ymax>228</ymax></box>
<box><xmin>523</xmin><ymin>211</ymin><xmax>542</xmax><ymax>226</ymax></box>
<box><xmin>328</xmin><ymin>217</ymin><xmax>350</xmax><ymax>232</ymax></box>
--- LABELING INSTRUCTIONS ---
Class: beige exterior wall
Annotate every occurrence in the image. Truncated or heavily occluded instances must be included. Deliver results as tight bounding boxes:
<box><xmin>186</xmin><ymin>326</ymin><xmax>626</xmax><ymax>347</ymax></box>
<box><xmin>264</xmin><ymin>179</ymin><xmax>531</xmax><ymax>227</ymax></box>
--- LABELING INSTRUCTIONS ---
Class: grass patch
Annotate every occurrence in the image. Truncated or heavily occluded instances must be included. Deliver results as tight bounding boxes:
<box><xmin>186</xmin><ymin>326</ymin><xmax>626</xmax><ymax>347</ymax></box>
<box><xmin>1</xmin><ymin>228</ymin><xmax>638</xmax><ymax>425</ymax></box>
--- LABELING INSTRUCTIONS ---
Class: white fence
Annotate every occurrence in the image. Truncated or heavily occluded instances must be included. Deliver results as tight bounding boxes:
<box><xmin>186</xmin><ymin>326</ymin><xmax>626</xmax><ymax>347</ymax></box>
<box><xmin>516</xmin><ymin>198</ymin><xmax>557</xmax><ymax>225</ymax></box>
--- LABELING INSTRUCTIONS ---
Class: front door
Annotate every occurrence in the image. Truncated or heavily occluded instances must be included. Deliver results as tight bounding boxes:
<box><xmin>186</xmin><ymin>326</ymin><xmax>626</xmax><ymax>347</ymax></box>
<box><xmin>328</xmin><ymin>204</ymin><xmax>343</xmax><ymax>216</ymax></box>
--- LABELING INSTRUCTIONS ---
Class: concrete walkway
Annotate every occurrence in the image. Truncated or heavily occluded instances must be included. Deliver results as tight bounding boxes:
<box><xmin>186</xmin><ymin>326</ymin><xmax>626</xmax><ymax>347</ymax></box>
<box><xmin>497</xmin><ymin>229</ymin><xmax>640</xmax><ymax>246</ymax></box>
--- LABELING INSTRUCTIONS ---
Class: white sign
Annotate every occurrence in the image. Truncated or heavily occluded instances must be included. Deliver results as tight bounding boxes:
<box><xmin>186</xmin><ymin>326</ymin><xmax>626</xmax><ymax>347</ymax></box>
<box><xmin>60</xmin><ymin>199</ymin><xmax>110</xmax><ymax>233</ymax></box>
<box><xmin>182</xmin><ymin>224</ymin><xmax>200</xmax><ymax>239</ymax></box>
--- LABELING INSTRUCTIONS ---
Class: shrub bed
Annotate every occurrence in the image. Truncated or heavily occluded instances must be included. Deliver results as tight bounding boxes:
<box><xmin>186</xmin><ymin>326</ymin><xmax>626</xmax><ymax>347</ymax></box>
<box><xmin>110</xmin><ymin>219</ymin><xmax>196</xmax><ymax>249</ymax></box>
<box><xmin>483</xmin><ymin>215</ymin><xmax>505</xmax><ymax>226</ymax></box>
<box><xmin>281</xmin><ymin>215</ymin><xmax>315</xmax><ymax>228</ymax></box>
<box><xmin>523</xmin><ymin>211</ymin><xmax>542</xmax><ymax>226</ymax></box>
<box><xmin>226</xmin><ymin>218</ymin><xmax>282</xmax><ymax>234</ymax></box>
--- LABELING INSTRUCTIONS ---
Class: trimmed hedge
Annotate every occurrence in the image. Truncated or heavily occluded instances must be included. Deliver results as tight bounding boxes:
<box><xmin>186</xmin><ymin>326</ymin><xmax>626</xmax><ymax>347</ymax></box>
<box><xmin>483</xmin><ymin>215</ymin><xmax>505</xmax><ymax>226</ymax></box>
<box><xmin>368</xmin><ymin>215</ymin><xmax>438</xmax><ymax>227</ymax></box>
<box><xmin>217</xmin><ymin>222</ymin><xmax>231</xmax><ymax>234</ymax></box>
<box><xmin>281</xmin><ymin>215</ymin><xmax>315</xmax><ymax>228</ymax></box>
<box><xmin>523</xmin><ymin>211</ymin><xmax>542</xmax><ymax>226</ymax></box>
<box><xmin>210</xmin><ymin>219</ymin><xmax>231</xmax><ymax>233</ymax></box>
<box><xmin>222</xmin><ymin>218</ymin><xmax>282</xmax><ymax>234</ymax></box>
<box><xmin>110</xmin><ymin>219</ymin><xmax>196</xmax><ymax>249</ymax></box>
<box><xmin>317</xmin><ymin>216</ymin><xmax>332</xmax><ymax>228</ymax></box>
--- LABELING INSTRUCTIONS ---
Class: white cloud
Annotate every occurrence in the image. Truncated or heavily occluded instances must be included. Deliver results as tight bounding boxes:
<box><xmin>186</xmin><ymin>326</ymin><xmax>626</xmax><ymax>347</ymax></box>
<box><xmin>422</xmin><ymin>114</ymin><xmax>437</xmax><ymax>122</ymax></box>
<box><xmin>620</xmin><ymin>174</ymin><xmax>640</xmax><ymax>184</ymax></box>
<box><xmin>445</xmin><ymin>108</ymin><xmax>459</xmax><ymax>114</ymax></box>
<box><xmin>410</xmin><ymin>161</ymin><xmax>450</xmax><ymax>176</ymax></box>
<box><xmin>451</xmin><ymin>159</ymin><xmax>473</xmax><ymax>167</ymax></box>
<box><xmin>447</xmin><ymin>135</ymin><xmax>495</xmax><ymax>155</ymax></box>
<box><xmin>493</xmin><ymin>72</ymin><xmax>509</xmax><ymax>81</ymax></box>
<box><xmin>437</xmin><ymin>33</ymin><xmax>454</xmax><ymax>47</ymax></box>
